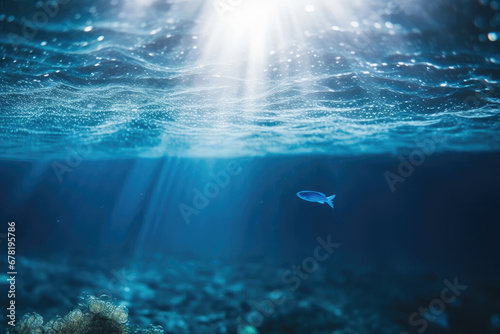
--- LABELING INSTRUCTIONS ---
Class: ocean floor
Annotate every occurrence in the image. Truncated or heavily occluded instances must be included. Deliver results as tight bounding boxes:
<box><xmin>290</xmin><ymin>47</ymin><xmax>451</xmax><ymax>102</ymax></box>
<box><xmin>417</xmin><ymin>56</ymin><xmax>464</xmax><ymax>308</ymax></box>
<box><xmin>5</xmin><ymin>254</ymin><xmax>500</xmax><ymax>333</ymax></box>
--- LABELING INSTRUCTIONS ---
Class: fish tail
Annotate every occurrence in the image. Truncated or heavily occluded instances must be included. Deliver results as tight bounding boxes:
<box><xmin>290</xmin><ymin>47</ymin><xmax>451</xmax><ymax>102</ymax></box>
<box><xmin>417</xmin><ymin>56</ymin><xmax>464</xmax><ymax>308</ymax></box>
<box><xmin>326</xmin><ymin>194</ymin><xmax>336</xmax><ymax>209</ymax></box>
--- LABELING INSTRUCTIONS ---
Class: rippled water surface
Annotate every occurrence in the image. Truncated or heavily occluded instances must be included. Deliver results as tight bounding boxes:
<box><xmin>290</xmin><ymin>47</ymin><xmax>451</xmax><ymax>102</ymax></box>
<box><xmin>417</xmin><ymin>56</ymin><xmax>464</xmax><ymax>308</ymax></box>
<box><xmin>1</xmin><ymin>0</ymin><xmax>500</xmax><ymax>158</ymax></box>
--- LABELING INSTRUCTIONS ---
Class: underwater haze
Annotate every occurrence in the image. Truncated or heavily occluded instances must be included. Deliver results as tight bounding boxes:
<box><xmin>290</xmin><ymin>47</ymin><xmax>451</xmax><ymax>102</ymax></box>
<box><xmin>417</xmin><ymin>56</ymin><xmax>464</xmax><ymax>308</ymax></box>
<box><xmin>1</xmin><ymin>0</ymin><xmax>500</xmax><ymax>333</ymax></box>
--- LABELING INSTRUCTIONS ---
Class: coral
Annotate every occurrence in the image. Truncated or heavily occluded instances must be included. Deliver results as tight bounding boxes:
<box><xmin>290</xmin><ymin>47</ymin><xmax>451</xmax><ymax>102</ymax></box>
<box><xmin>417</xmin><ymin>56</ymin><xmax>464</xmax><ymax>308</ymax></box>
<box><xmin>8</xmin><ymin>293</ymin><xmax>163</xmax><ymax>334</ymax></box>
<box><xmin>12</xmin><ymin>313</ymin><xmax>44</xmax><ymax>334</ymax></box>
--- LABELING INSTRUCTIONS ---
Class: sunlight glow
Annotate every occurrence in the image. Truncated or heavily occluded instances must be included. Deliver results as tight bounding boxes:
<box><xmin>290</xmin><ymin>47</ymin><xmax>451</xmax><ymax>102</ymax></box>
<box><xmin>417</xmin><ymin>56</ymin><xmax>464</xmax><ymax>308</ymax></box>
<box><xmin>203</xmin><ymin>1</ymin><xmax>291</xmax><ymax>69</ymax></box>
<box><xmin>223</xmin><ymin>0</ymin><xmax>278</xmax><ymax>37</ymax></box>
<box><xmin>197</xmin><ymin>0</ymin><xmax>318</xmax><ymax>99</ymax></box>
<box><xmin>191</xmin><ymin>0</ymin><xmax>393</xmax><ymax>110</ymax></box>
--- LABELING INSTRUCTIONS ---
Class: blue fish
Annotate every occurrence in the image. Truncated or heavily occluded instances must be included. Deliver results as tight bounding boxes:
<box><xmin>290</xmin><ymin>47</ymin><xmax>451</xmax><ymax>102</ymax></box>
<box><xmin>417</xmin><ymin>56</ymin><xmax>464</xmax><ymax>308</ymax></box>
<box><xmin>297</xmin><ymin>191</ymin><xmax>336</xmax><ymax>208</ymax></box>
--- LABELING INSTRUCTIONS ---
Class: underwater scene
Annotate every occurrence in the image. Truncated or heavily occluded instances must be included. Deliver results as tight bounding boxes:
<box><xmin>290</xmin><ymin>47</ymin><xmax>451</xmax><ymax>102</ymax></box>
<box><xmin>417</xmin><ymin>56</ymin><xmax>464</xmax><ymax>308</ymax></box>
<box><xmin>1</xmin><ymin>0</ymin><xmax>500</xmax><ymax>333</ymax></box>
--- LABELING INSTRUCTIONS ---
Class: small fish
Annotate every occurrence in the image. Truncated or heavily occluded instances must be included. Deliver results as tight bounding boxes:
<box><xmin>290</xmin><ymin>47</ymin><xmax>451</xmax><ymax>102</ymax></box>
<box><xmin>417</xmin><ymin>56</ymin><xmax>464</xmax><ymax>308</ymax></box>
<box><xmin>297</xmin><ymin>191</ymin><xmax>336</xmax><ymax>208</ymax></box>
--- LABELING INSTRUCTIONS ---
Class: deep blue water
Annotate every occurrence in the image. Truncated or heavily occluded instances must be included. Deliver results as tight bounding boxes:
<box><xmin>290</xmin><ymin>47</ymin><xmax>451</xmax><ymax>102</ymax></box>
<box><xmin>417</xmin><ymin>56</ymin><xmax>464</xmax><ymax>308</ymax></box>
<box><xmin>1</xmin><ymin>0</ymin><xmax>500</xmax><ymax>333</ymax></box>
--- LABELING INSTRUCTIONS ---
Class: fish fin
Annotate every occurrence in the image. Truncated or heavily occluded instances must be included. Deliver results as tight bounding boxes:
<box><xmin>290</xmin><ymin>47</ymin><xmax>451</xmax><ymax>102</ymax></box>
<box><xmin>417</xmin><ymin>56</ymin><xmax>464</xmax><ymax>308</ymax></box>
<box><xmin>326</xmin><ymin>194</ymin><xmax>336</xmax><ymax>209</ymax></box>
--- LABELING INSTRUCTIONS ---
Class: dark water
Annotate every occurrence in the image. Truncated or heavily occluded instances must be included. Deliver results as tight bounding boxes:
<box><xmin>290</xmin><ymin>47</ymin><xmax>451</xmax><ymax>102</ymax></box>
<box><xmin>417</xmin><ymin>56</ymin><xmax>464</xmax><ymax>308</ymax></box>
<box><xmin>1</xmin><ymin>154</ymin><xmax>500</xmax><ymax>333</ymax></box>
<box><xmin>1</xmin><ymin>0</ymin><xmax>500</xmax><ymax>333</ymax></box>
